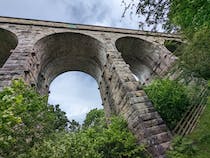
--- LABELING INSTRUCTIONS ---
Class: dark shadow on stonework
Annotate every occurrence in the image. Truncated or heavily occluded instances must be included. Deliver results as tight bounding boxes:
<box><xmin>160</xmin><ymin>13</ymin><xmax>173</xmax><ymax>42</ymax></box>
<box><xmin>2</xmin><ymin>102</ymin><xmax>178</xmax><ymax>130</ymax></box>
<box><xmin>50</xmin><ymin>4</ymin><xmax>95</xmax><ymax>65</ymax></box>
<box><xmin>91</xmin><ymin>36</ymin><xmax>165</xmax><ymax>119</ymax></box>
<box><xmin>34</xmin><ymin>32</ymin><xmax>106</xmax><ymax>95</ymax></box>
<box><xmin>0</xmin><ymin>28</ymin><xmax>18</xmax><ymax>67</ymax></box>
<box><xmin>33</xmin><ymin>32</ymin><xmax>106</xmax><ymax>122</ymax></box>
<box><xmin>115</xmin><ymin>36</ymin><xmax>162</xmax><ymax>85</ymax></box>
<box><xmin>164</xmin><ymin>40</ymin><xmax>182</xmax><ymax>56</ymax></box>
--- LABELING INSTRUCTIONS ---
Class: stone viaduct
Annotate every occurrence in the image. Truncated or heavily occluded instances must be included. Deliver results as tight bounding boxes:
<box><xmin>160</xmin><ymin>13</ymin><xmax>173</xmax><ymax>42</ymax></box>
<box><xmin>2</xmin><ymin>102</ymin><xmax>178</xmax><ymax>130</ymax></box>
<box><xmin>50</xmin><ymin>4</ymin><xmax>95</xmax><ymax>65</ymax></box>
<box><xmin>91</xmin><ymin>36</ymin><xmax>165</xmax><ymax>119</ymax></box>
<box><xmin>0</xmin><ymin>17</ymin><xmax>181</xmax><ymax>157</ymax></box>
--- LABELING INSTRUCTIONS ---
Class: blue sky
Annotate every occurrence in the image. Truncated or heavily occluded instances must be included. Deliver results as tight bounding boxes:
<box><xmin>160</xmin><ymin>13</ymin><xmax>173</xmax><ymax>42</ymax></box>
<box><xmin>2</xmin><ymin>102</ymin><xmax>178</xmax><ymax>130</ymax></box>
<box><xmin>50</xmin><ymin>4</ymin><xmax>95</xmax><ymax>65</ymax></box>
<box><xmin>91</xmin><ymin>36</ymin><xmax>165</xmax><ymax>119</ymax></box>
<box><xmin>0</xmin><ymin>0</ymin><xmax>139</xmax><ymax>123</ymax></box>
<box><xmin>48</xmin><ymin>72</ymin><xmax>102</xmax><ymax>123</ymax></box>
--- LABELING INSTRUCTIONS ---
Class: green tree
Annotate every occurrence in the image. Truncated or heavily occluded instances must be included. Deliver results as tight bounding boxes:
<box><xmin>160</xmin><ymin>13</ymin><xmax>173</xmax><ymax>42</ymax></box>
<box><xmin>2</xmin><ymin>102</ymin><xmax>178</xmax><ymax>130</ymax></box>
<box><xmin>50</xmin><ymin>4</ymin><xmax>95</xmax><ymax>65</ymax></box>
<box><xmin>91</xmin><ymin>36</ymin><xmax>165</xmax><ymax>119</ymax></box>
<box><xmin>168</xmin><ymin>0</ymin><xmax>210</xmax><ymax>36</ymax></box>
<box><xmin>69</xmin><ymin>119</ymin><xmax>81</xmax><ymax>132</ymax></box>
<box><xmin>53</xmin><ymin>104</ymin><xmax>69</xmax><ymax>131</ymax></box>
<box><xmin>82</xmin><ymin>108</ymin><xmax>106</xmax><ymax>129</ymax></box>
<box><xmin>179</xmin><ymin>27</ymin><xmax>210</xmax><ymax>79</ymax></box>
<box><xmin>122</xmin><ymin>0</ymin><xmax>172</xmax><ymax>31</ymax></box>
<box><xmin>19</xmin><ymin>131</ymin><xmax>102</xmax><ymax>158</ymax></box>
<box><xmin>21</xmin><ymin>109</ymin><xmax>150</xmax><ymax>158</ymax></box>
<box><xmin>0</xmin><ymin>80</ymin><xmax>68</xmax><ymax>157</ymax></box>
<box><xmin>125</xmin><ymin>0</ymin><xmax>210</xmax><ymax>34</ymax></box>
<box><xmin>95</xmin><ymin>116</ymin><xmax>150</xmax><ymax>158</ymax></box>
<box><xmin>0</xmin><ymin>80</ymin><xmax>149</xmax><ymax>158</ymax></box>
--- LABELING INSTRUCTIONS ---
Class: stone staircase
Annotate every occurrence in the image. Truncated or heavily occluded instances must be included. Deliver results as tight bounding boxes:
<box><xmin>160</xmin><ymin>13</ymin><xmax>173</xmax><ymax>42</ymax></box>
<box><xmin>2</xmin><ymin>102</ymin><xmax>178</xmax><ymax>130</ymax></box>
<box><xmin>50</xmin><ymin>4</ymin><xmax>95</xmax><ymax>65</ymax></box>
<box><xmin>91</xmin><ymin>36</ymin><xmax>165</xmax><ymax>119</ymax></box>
<box><xmin>129</xmin><ymin>91</ymin><xmax>173</xmax><ymax>158</ymax></box>
<box><xmin>141</xmin><ymin>114</ymin><xmax>172</xmax><ymax>157</ymax></box>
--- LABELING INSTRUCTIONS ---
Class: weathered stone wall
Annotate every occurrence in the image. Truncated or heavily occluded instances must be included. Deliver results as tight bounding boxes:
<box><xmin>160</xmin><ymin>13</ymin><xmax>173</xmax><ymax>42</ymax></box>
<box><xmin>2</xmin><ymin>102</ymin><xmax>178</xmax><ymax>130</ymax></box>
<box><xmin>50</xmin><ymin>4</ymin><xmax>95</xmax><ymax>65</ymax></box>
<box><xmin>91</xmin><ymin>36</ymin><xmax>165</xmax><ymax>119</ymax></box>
<box><xmin>0</xmin><ymin>16</ymin><xmax>181</xmax><ymax>157</ymax></box>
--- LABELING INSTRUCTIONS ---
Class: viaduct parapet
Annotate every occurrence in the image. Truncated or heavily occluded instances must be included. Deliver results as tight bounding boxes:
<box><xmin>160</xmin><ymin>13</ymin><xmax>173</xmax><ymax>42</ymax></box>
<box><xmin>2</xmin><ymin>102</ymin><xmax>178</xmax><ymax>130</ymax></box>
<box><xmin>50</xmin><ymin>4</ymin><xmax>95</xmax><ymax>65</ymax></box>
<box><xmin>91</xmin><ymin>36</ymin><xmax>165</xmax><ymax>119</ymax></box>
<box><xmin>0</xmin><ymin>16</ymin><xmax>181</xmax><ymax>157</ymax></box>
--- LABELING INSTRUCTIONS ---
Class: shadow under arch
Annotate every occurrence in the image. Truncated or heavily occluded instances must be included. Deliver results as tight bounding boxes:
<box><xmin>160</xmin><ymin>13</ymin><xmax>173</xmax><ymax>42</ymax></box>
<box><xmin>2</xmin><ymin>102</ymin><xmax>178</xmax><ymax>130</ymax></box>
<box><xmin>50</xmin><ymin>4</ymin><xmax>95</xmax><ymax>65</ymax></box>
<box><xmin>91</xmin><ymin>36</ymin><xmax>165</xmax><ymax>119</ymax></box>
<box><xmin>115</xmin><ymin>36</ymin><xmax>163</xmax><ymax>84</ymax></box>
<box><xmin>34</xmin><ymin>32</ymin><xmax>106</xmax><ymax>94</ymax></box>
<box><xmin>164</xmin><ymin>40</ymin><xmax>182</xmax><ymax>56</ymax></box>
<box><xmin>0</xmin><ymin>28</ymin><xmax>18</xmax><ymax>67</ymax></box>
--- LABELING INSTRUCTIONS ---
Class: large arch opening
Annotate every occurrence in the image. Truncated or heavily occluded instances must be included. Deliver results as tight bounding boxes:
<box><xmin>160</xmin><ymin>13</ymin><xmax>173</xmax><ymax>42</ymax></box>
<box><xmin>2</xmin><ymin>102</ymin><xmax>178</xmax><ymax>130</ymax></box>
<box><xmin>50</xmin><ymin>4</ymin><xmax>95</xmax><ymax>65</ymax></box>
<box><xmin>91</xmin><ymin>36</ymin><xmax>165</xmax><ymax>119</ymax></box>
<box><xmin>34</xmin><ymin>32</ymin><xmax>106</xmax><ymax>122</ymax></box>
<box><xmin>0</xmin><ymin>28</ymin><xmax>18</xmax><ymax>67</ymax></box>
<box><xmin>115</xmin><ymin>36</ymin><xmax>163</xmax><ymax>84</ymax></box>
<box><xmin>48</xmin><ymin>71</ymin><xmax>102</xmax><ymax>123</ymax></box>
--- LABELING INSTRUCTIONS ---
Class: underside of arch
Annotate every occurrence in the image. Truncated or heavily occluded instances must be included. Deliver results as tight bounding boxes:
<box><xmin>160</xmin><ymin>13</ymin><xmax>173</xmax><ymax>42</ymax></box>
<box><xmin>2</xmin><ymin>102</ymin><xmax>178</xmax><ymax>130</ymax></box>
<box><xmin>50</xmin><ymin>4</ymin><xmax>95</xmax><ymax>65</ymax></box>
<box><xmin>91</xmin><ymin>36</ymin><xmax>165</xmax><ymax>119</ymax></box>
<box><xmin>115</xmin><ymin>36</ymin><xmax>163</xmax><ymax>84</ymax></box>
<box><xmin>34</xmin><ymin>32</ymin><xmax>106</xmax><ymax>94</ymax></box>
<box><xmin>0</xmin><ymin>28</ymin><xmax>18</xmax><ymax>67</ymax></box>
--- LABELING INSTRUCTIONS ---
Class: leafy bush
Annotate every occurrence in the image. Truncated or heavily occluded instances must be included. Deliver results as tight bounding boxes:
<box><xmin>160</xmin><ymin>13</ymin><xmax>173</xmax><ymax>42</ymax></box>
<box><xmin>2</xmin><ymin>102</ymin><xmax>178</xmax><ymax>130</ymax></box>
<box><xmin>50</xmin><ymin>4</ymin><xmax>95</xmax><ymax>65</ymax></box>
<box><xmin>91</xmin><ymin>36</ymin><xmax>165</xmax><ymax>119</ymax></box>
<box><xmin>0</xmin><ymin>81</ymin><xmax>149</xmax><ymax>157</ymax></box>
<box><xmin>144</xmin><ymin>79</ymin><xmax>190</xmax><ymax>129</ymax></box>
<box><xmin>20</xmin><ymin>109</ymin><xmax>150</xmax><ymax>158</ymax></box>
<box><xmin>167</xmin><ymin>80</ymin><xmax>210</xmax><ymax>158</ymax></box>
<box><xmin>0</xmin><ymin>80</ymin><xmax>68</xmax><ymax>157</ymax></box>
<box><xmin>19</xmin><ymin>131</ymin><xmax>102</xmax><ymax>158</ymax></box>
<box><xmin>95</xmin><ymin>116</ymin><xmax>150</xmax><ymax>158</ymax></box>
<box><xmin>166</xmin><ymin>136</ymin><xmax>197</xmax><ymax>158</ymax></box>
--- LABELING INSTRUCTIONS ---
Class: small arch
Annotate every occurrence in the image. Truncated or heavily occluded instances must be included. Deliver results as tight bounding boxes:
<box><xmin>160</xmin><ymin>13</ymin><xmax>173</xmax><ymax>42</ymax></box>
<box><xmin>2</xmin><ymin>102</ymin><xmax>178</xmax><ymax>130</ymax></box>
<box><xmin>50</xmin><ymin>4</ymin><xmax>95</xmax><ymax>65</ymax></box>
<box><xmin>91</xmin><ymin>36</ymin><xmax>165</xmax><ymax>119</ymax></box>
<box><xmin>164</xmin><ymin>40</ymin><xmax>182</xmax><ymax>56</ymax></box>
<box><xmin>0</xmin><ymin>28</ymin><xmax>18</xmax><ymax>67</ymax></box>
<box><xmin>115</xmin><ymin>36</ymin><xmax>162</xmax><ymax>84</ymax></box>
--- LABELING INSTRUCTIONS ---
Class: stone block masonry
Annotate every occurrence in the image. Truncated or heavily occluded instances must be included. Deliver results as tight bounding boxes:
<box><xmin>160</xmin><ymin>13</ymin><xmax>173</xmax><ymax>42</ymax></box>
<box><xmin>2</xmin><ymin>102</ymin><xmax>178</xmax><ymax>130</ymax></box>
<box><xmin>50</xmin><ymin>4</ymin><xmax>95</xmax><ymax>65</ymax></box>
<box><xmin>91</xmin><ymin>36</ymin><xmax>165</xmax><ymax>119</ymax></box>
<box><xmin>0</xmin><ymin>16</ymin><xmax>181</xmax><ymax>157</ymax></box>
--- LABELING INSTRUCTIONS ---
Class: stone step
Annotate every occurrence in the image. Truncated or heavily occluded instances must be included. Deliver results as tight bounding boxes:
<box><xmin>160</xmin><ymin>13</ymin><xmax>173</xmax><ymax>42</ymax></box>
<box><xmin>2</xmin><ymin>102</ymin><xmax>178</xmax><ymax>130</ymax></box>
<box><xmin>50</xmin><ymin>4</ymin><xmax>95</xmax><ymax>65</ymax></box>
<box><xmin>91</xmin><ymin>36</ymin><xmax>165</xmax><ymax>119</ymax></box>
<box><xmin>146</xmin><ymin>124</ymin><xmax>168</xmax><ymax>135</ymax></box>
<box><xmin>147</xmin><ymin>141</ymin><xmax>170</xmax><ymax>158</ymax></box>
<box><xmin>140</xmin><ymin>111</ymin><xmax>160</xmax><ymax>121</ymax></box>
<box><xmin>144</xmin><ymin>118</ymin><xmax>164</xmax><ymax>128</ymax></box>
<box><xmin>147</xmin><ymin>132</ymin><xmax>171</xmax><ymax>146</ymax></box>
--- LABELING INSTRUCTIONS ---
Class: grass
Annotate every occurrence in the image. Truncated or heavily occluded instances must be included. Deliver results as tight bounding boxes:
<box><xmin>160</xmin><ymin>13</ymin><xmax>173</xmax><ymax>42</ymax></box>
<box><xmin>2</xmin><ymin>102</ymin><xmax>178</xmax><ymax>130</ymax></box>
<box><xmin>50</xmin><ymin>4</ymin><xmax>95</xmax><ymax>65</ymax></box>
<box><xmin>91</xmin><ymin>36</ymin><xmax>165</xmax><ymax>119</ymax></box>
<box><xmin>188</xmin><ymin>107</ymin><xmax>210</xmax><ymax>156</ymax></box>
<box><xmin>186</xmin><ymin>80</ymin><xmax>210</xmax><ymax>158</ymax></box>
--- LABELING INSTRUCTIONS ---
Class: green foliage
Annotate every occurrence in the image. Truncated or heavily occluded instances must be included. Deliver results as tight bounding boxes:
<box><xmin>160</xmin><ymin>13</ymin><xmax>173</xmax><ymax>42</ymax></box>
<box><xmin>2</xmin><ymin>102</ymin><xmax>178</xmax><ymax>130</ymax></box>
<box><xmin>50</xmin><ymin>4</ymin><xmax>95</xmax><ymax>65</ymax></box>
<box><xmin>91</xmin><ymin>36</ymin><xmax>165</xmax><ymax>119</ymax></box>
<box><xmin>95</xmin><ymin>116</ymin><xmax>150</xmax><ymax>158</ymax></box>
<box><xmin>0</xmin><ymin>81</ymin><xmax>148</xmax><ymax>157</ymax></box>
<box><xmin>169</xmin><ymin>0</ymin><xmax>210</xmax><ymax>36</ymax></box>
<box><xmin>19</xmin><ymin>131</ymin><xmax>102</xmax><ymax>158</ymax></box>
<box><xmin>126</xmin><ymin>0</ymin><xmax>210</xmax><ymax>33</ymax></box>
<box><xmin>144</xmin><ymin>79</ymin><xmax>190</xmax><ymax>129</ymax></box>
<box><xmin>166</xmin><ymin>136</ymin><xmax>197</xmax><ymax>158</ymax></box>
<box><xmin>168</xmin><ymin>1</ymin><xmax>210</xmax><ymax>79</ymax></box>
<box><xmin>69</xmin><ymin>119</ymin><xmax>81</xmax><ymax>132</ymax></box>
<box><xmin>122</xmin><ymin>0</ymin><xmax>172</xmax><ymax>31</ymax></box>
<box><xmin>21</xmin><ymin>109</ymin><xmax>150</xmax><ymax>158</ymax></box>
<box><xmin>167</xmin><ymin>80</ymin><xmax>210</xmax><ymax>158</ymax></box>
<box><xmin>82</xmin><ymin>108</ymin><xmax>106</xmax><ymax>130</ymax></box>
<box><xmin>0</xmin><ymin>80</ymin><xmax>68</xmax><ymax>157</ymax></box>
<box><xmin>179</xmin><ymin>27</ymin><xmax>210</xmax><ymax>79</ymax></box>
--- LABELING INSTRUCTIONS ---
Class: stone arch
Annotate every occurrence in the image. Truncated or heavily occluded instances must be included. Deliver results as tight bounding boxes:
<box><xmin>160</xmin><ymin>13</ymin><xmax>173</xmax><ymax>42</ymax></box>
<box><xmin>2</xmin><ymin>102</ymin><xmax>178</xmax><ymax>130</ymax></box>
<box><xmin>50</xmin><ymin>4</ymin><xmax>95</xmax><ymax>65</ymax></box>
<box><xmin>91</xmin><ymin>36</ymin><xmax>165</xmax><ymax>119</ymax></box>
<box><xmin>164</xmin><ymin>40</ymin><xmax>182</xmax><ymax>56</ymax></box>
<box><xmin>115</xmin><ymin>36</ymin><xmax>166</xmax><ymax>84</ymax></box>
<box><xmin>0</xmin><ymin>28</ymin><xmax>18</xmax><ymax>67</ymax></box>
<box><xmin>33</xmin><ymin>32</ymin><xmax>106</xmax><ymax>94</ymax></box>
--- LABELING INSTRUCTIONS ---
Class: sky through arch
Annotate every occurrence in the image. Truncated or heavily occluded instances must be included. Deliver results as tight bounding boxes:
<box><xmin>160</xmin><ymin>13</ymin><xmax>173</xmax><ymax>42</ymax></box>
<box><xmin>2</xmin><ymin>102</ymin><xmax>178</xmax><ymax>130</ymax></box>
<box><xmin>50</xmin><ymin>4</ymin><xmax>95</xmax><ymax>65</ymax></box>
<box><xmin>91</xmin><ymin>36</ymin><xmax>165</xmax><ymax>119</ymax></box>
<box><xmin>48</xmin><ymin>71</ymin><xmax>102</xmax><ymax>123</ymax></box>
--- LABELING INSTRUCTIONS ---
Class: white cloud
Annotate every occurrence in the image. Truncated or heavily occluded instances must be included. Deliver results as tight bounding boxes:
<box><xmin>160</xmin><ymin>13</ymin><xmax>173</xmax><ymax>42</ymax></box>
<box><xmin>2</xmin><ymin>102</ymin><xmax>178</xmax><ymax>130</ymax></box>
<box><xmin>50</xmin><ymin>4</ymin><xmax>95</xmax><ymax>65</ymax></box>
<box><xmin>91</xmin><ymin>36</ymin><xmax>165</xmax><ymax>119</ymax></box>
<box><xmin>0</xmin><ymin>0</ymin><xmax>139</xmax><ymax>29</ymax></box>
